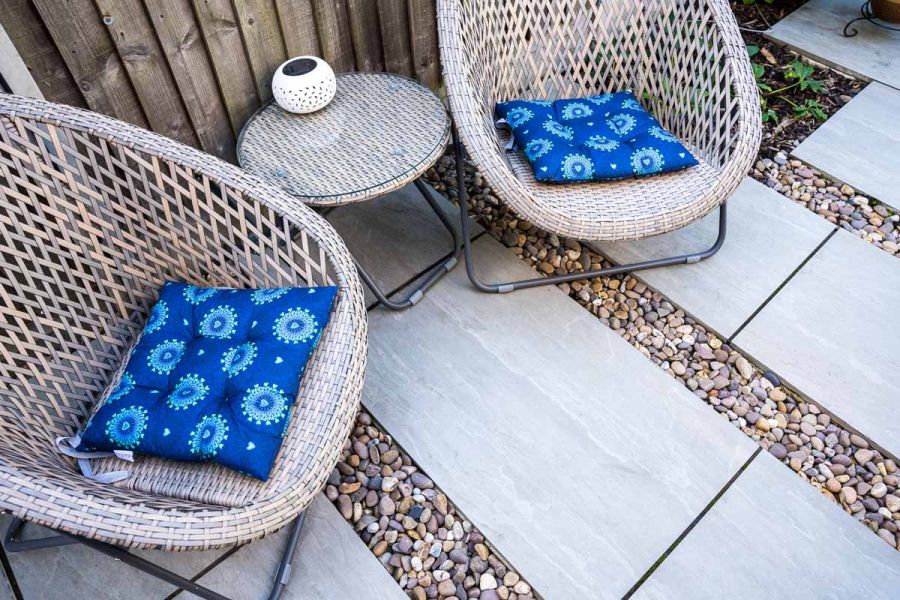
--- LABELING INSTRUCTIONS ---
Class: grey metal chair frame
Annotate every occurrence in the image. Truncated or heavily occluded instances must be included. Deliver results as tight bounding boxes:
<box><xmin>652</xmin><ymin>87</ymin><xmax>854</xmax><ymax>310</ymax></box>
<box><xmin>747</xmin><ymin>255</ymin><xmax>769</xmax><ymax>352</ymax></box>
<box><xmin>451</xmin><ymin>125</ymin><xmax>727</xmax><ymax>293</ymax></box>
<box><xmin>2</xmin><ymin>515</ymin><xmax>306</xmax><ymax>600</ymax></box>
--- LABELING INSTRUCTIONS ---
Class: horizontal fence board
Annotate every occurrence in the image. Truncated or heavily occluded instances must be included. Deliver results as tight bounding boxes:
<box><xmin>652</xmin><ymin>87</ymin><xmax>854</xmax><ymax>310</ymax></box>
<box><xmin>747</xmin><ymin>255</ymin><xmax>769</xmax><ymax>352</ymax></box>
<box><xmin>31</xmin><ymin>0</ymin><xmax>148</xmax><ymax>127</ymax></box>
<box><xmin>192</xmin><ymin>0</ymin><xmax>260</xmax><ymax>135</ymax></box>
<box><xmin>94</xmin><ymin>0</ymin><xmax>199</xmax><ymax>146</ymax></box>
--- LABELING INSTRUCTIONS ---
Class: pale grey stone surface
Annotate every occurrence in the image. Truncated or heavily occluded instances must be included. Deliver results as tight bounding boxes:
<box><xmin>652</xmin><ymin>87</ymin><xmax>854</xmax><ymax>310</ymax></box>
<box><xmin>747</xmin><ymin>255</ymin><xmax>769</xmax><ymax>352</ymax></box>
<box><xmin>632</xmin><ymin>451</ymin><xmax>900</xmax><ymax>600</ymax></box>
<box><xmin>327</xmin><ymin>181</ymin><xmax>479</xmax><ymax>307</ymax></box>
<box><xmin>793</xmin><ymin>82</ymin><xmax>900</xmax><ymax>206</ymax></box>
<box><xmin>593</xmin><ymin>178</ymin><xmax>834</xmax><ymax>338</ymax></box>
<box><xmin>734</xmin><ymin>228</ymin><xmax>900</xmax><ymax>457</ymax></box>
<box><xmin>767</xmin><ymin>0</ymin><xmax>900</xmax><ymax>89</ymax></box>
<box><xmin>192</xmin><ymin>495</ymin><xmax>407</xmax><ymax>600</ymax></box>
<box><xmin>0</xmin><ymin>514</ymin><xmax>223</xmax><ymax>599</ymax></box>
<box><xmin>364</xmin><ymin>236</ymin><xmax>757</xmax><ymax>599</ymax></box>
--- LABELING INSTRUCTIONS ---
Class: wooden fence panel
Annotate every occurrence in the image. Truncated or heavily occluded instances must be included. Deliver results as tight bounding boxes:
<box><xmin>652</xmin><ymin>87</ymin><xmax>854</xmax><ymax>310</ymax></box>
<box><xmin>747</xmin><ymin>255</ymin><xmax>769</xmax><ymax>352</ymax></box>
<box><xmin>147</xmin><ymin>0</ymin><xmax>235</xmax><ymax>160</ymax></box>
<box><xmin>94</xmin><ymin>0</ymin><xmax>198</xmax><ymax>146</ymax></box>
<box><xmin>407</xmin><ymin>0</ymin><xmax>441</xmax><ymax>88</ymax></box>
<box><xmin>232</xmin><ymin>0</ymin><xmax>288</xmax><ymax>102</ymax></box>
<box><xmin>377</xmin><ymin>0</ymin><xmax>414</xmax><ymax>77</ymax></box>
<box><xmin>192</xmin><ymin>0</ymin><xmax>260</xmax><ymax>135</ymax></box>
<box><xmin>275</xmin><ymin>0</ymin><xmax>321</xmax><ymax>58</ymax></box>
<box><xmin>312</xmin><ymin>0</ymin><xmax>355</xmax><ymax>73</ymax></box>
<box><xmin>0</xmin><ymin>0</ymin><xmax>86</xmax><ymax>108</ymax></box>
<box><xmin>31</xmin><ymin>0</ymin><xmax>148</xmax><ymax>127</ymax></box>
<box><xmin>10</xmin><ymin>0</ymin><xmax>442</xmax><ymax>161</ymax></box>
<box><xmin>346</xmin><ymin>0</ymin><xmax>384</xmax><ymax>72</ymax></box>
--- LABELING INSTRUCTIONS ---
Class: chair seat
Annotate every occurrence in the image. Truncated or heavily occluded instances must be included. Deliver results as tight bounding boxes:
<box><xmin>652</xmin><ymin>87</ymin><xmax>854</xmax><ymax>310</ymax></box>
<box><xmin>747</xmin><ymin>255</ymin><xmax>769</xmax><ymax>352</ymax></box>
<box><xmin>83</xmin><ymin>320</ymin><xmax>342</xmax><ymax>509</ymax></box>
<box><xmin>502</xmin><ymin>138</ymin><xmax>723</xmax><ymax>242</ymax></box>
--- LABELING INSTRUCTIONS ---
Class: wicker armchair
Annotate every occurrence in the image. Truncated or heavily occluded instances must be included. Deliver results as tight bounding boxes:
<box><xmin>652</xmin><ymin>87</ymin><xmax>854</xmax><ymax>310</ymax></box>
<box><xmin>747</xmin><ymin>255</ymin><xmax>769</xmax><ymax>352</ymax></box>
<box><xmin>438</xmin><ymin>0</ymin><xmax>762</xmax><ymax>292</ymax></box>
<box><xmin>0</xmin><ymin>94</ymin><xmax>367</xmax><ymax>599</ymax></box>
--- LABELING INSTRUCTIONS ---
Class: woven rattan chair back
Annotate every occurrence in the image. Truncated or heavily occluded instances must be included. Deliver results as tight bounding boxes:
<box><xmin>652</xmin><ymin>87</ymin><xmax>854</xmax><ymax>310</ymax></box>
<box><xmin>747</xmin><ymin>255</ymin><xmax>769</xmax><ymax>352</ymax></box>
<box><xmin>0</xmin><ymin>94</ymin><xmax>366</xmax><ymax>549</ymax></box>
<box><xmin>439</xmin><ymin>0</ymin><xmax>761</xmax><ymax>241</ymax></box>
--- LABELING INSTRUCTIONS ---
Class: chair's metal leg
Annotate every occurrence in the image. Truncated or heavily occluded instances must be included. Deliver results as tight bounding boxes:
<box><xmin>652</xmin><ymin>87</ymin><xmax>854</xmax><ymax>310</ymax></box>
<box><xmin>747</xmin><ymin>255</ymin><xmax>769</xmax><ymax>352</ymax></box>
<box><xmin>2</xmin><ymin>513</ymin><xmax>308</xmax><ymax>600</ymax></box>
<box><xmin>267</xmin><ymin>511</ymin><xmax>306</xmax><ymax>600</ymax></box>
<box><xmin>3</xmin><ymin>518</ymin><xmax>77</xmax><ymax>551</ymax></box>
<box><xmin>353</xmin><ymin>178</ymin><xmax>462</xmax><ymax>310</ymax></box>
<box><xmin>451</xmin><ymin>122</ymin><xmax>727</xmax><ymax>293</ymax></box>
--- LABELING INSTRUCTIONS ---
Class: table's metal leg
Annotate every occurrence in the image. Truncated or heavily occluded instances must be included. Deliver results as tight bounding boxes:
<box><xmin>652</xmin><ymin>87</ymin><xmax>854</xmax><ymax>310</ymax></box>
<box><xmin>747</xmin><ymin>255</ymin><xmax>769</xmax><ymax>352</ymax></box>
<box><xmin>348</xmin><ymin>179</ymin><xmax>462</xmax><ymax>310</ymax></box>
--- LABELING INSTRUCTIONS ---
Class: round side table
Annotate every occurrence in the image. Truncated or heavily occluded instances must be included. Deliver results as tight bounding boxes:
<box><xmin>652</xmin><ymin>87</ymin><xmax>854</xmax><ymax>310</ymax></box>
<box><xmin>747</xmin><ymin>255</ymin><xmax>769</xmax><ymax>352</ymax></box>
<box><xmin>238</xmin><ymin>72</ymin><xmax>458</xmax><ymax>310</ymax></box>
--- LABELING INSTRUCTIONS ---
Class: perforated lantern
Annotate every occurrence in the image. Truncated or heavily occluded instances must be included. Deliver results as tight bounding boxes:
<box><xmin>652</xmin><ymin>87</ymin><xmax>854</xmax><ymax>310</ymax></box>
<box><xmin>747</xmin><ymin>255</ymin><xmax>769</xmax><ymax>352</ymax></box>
<box><xmin>272</xmin><ymin>56</ymin><xmax>336</xmax><ymax>114</ymax></box>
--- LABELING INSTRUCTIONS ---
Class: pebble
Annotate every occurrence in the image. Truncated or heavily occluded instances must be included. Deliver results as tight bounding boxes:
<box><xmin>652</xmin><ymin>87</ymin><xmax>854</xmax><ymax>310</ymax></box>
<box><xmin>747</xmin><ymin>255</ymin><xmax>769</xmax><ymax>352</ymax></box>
<box><xmin>480</xmin><ymin>573</ymin><xmax>498</xmax><ymax>590</ymax></box>
<box><xmin>855</xmin><ymin>449</ymin><xmax>875</xmax><ymax>465</ymax></box>
<box><xmin>735</xmin><ymin>356</ymin><xmax>753</xmax><ymax>380</ymax></box>
<box><xmin>437</xmin><ymin>579</ymin><xmax>456</xmax><ymax>596</ymax></box>
<box><xmin>769</xmin><ymin>443</ymin><xmax>787</xmax><ymax>460</ymax></box>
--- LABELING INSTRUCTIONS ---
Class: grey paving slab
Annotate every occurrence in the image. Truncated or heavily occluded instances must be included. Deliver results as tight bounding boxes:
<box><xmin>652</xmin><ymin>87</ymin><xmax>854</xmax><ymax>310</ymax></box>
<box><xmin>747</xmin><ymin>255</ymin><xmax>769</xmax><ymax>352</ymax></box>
<box><xmin>793</xmin><ymin>82</ymin><xmax>900</xmax><ymax>206</ymax></box>
<box><xmin>734</xmin><ymin>228</ymin><xmax>900</xmax><ymax>457</ymax></box>
<box><xmin>326</xmin><ymin>181</ymin><xmax>480</xmax><ymax>307</ymax></box>
<box><xmin>192</xmin><ymin>495</ymin><xmax>406</xmax><ymax>600</ymax></box>
<box><xmin>364</xmin><ymin>235</ymin><xmax>758</xmax><ymax>599</ymax></box>
<box><xmin>593</xmin><ymin>178</ymin><xmax>835</xmax><ymax>338</ymax></box>
<box><xmin>767</xmin><ymin>0</ymin><xmax>900</xmax><ymax>90</ymax></box>
<box><xmin>632</xmin><ymin>451</ymin><xmax>900</xmax><ymax>600</ymax></box>
<box><xmin>0</xmin><ymin>513</ymin><xmax>224</xmax><ymax>599</ymax></box>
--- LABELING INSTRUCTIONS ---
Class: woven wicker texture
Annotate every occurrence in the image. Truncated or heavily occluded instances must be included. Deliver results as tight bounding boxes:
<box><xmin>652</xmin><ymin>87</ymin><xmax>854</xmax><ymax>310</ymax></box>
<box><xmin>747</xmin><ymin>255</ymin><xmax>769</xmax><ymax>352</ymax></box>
<box><xmin>438</xmin><ymin>0</ymin><xmax>761</xmax><ymax>241</ymax></box>
<box><xmin>0</xmin><ymin>93</ymin><xmax>367</xmax><ymax>550</ymax></box>
<box><xmin>238</xmin><ymin>73</ymin><xmax>450</xmax><ymax>206</ymax></box>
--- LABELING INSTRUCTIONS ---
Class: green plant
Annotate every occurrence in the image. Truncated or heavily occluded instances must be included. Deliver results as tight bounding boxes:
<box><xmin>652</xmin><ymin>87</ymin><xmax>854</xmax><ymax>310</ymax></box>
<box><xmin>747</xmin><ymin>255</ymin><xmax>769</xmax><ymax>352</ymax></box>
<box><xmin>742</xmin><ymin>0</ymin><xmax>775</xmax><ymax>4</ymax></box>
<box><xmin>789</xmin><ymin>98</ymin><xmax>828</xmax><ymax>121</ymax></box>
<box><xmin>783</xmin><ymin>60</ymin><xmax>825</xmax><ymax>94</ymax></box>
<box><xmin>747</xmin><ymin>46</ymin><xmax>828</xmax><ymax>124</ymax></box>
<box><xmin>760</xmin><ymin>98</ymin><xmax>779</xmax><ymax>124</ymax></box>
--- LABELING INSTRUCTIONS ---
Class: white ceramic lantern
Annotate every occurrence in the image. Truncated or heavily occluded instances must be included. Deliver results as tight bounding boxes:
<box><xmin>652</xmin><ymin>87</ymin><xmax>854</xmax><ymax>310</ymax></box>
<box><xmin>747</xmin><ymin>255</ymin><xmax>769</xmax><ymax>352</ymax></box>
<box><xmin>272</xmin><ymin>56</ymin><xmax>336</xmax><ymax>114</ymax></box>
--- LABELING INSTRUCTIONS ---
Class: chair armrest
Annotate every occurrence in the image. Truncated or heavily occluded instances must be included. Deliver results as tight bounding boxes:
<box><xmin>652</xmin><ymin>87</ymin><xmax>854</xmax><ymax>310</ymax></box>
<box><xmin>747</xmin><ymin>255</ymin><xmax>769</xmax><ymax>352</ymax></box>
<box><xmin>652</xmin><ymin>0</ymin><xmax>761</xmax><ymax>174</ymax></box>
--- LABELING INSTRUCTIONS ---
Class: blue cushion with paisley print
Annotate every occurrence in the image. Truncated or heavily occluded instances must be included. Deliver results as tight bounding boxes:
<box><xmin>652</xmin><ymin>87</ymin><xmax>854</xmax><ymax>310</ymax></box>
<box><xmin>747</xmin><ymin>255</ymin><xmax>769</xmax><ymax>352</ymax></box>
<box><xmin>77</xmin><ymin>281</ymin><xmax>337</xmax><ymax>481</ymax></box>
<box><xmin>495</xmin><ymin>91</ymin><xmax>698</xmax><ymax>182</ymax></box>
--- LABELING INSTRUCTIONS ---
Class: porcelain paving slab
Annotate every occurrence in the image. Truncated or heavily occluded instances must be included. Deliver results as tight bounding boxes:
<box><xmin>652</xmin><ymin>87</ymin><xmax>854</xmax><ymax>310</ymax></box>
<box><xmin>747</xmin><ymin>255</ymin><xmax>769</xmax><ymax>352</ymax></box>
<box><xmin>364</xmin><ymin>236</ymin><xmax>758</xmax><ymax>599</ymax></box>
<box><xmin>734</xmin><ymin>228</ymin><xmax>900</xmax><ymax>457</ymax></box>
<box><xmin>326</xmin><ymin>182</ymin><xmax>480</xmax><ymax>307</ymax></box>
<box><xmin>191</xmin><ymin>495</ymin><xmax>407</xmax><ymax>600</ymax></box>
<box><xmin>632</xmin><ymin>451</ymin><xmax>900</xmax><ymax>599</ymax></box>
<box><xmin>593</xmin><ymin>178</ymin><xmax>834</xmax><ymax>338</ymax></box>
<box><xmin>766</xmin><ymin>0</ymin><xmax>900</xmax><ymax>90</ymax></box>
<box><xmin>792</xmin><ymin>82</ymin><xmax>900</xmax><ymax>206</ymax></box>
<box><xmin>0</xmin><ymin>514</ymin><xmax>224</xmax><ymax>599</ymax></box>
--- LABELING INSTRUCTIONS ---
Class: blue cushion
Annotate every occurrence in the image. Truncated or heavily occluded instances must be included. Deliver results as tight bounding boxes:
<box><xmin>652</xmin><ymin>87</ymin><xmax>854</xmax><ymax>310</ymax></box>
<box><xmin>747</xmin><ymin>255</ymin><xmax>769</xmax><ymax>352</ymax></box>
<box><xmin>495</xmin><ymin>91</ymin><xmax>699</xmax><ymax>182</ymax></box>
<box><xmin>79</xmin><ymin>281</ymin><xmax>337</xmax><ymax>481</ymax></box>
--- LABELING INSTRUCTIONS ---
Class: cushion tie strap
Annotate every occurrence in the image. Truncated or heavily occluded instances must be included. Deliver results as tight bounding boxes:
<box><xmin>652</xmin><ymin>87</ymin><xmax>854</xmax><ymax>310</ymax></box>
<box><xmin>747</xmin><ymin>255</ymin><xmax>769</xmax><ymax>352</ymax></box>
<box><xmin>495</xmin><ymin>118</ymin><xmax>516</xmax><ymax>150</ymax></box>
<box><xmin>56</xmin><ymin>434</ymin><xmax>133</xmax><ymax>484</ymax></box>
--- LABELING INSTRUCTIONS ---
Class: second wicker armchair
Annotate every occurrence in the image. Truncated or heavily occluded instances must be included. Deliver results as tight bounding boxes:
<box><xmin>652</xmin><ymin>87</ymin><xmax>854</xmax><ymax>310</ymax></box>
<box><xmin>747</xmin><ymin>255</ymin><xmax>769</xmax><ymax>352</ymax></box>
<box><xmin>438</xmin><ymin>0</ymin><xmax>762</xmax><ymax>292</ymax></box>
